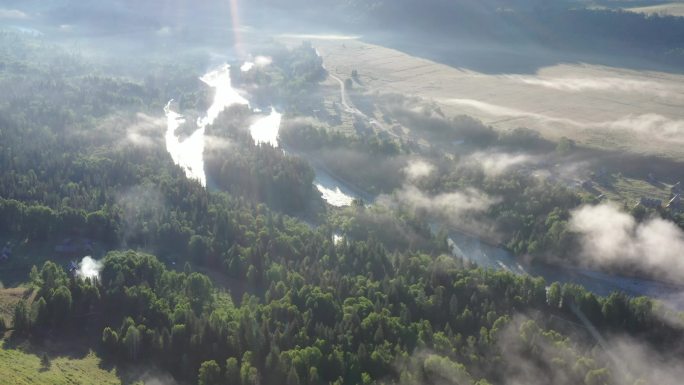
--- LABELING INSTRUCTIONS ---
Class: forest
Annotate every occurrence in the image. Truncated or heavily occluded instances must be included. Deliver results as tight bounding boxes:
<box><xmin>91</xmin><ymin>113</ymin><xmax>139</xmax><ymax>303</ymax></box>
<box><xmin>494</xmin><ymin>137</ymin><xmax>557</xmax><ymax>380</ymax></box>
<box><xmin>0</xmin><ymin>20</ymin><xmax>684</xmax><ymax>385</ymax></box>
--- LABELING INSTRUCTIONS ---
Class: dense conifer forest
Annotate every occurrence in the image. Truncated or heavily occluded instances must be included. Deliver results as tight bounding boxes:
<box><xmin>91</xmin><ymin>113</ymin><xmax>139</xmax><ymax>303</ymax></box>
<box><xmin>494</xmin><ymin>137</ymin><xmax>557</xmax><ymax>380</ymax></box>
<box><xmin>1</xmin><ymin>18</ymin><xmax>683</xmax><ymax>385</ymax></box>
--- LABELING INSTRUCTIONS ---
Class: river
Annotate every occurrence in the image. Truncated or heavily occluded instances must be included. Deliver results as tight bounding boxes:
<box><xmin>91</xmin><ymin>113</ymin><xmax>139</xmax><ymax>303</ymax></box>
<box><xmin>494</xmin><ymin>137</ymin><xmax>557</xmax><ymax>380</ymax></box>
<box><xmin>448</xmin><ymin>231</ymin><xmax>684</xmax><ymax>309</ymax></box>
<box><xmin>164</xmin><ymin>64</ymin><xmax>249</xmax><ymax>187</ymax></box>
<box><xmin>163</xmin><ymin>64</ymin><xmax>683</xmax><ymax>309</ymax></box>
<box><xmin>164</xmin><ymin>64</ymin><xmax>356</xmax><ymax>206</ymax></box>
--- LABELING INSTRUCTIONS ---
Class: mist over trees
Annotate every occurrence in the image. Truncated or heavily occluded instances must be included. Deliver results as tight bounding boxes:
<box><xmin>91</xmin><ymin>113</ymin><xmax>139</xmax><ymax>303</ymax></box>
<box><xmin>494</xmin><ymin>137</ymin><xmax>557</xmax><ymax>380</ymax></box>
<box><xmin>1</xmin><ymin>2</ymin><xmax>684</xmax><ymax>385</ymax></box>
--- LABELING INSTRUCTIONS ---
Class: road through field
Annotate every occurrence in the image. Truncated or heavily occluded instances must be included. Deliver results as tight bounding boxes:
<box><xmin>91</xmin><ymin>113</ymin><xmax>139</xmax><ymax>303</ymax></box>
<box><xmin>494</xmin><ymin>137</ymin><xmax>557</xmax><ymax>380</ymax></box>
<box><xmin>326</xmin><ymin>67</ymin><xmax>407</xmax><ymax>141</ymax></box>
<box><xmin>328</xmin><ymin>72</ymin><xmax>353</xmax><ymax>113</ymax></box>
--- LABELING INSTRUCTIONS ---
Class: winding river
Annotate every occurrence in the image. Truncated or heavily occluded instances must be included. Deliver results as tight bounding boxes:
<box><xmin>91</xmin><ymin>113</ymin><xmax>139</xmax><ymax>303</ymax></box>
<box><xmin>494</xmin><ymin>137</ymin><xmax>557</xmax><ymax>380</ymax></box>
<box><xmin>164</xmin><ymin>64</ymin><xmax>356</xmax><ymax>206</ymax></box>
<box><xmin>163</xmin><ymin>64</ymin><xmax>683</xmax><ymax>309</ymax></box>
<box><xmin>448</xmin><ymin>231</ymin><xmax>684</xmax><ymax>309</ymax></box>
<box><xmin>165</xmin><ymin>64</ymin><xmax>249</xmax><ymax>187</ymax></box>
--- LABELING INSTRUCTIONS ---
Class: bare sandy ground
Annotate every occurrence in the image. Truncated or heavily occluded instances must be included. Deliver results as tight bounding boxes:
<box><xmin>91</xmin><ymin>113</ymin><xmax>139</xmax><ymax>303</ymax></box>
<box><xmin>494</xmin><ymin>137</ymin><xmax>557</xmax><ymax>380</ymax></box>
<box><xmin>308</xmin><ymin>38</ymin><xmax>684</xmax><ymax>160</ymax></box>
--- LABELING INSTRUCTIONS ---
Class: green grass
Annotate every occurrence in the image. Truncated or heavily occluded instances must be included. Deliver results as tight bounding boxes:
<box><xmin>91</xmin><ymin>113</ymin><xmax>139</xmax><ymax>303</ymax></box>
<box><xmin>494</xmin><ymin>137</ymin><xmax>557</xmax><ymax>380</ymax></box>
<box><xmin>0</xmin><ymin>341</ymin><xmax>120</xmax><ymax>385</ymax></box>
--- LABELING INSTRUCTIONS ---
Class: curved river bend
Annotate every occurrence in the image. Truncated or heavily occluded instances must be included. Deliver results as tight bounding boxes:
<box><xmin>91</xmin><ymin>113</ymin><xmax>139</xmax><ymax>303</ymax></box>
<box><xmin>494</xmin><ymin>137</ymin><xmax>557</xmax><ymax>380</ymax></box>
<box><xmin>164</xmin><ymin>64</ymin><xmax>355</xmax><ymax>206</ymax></box>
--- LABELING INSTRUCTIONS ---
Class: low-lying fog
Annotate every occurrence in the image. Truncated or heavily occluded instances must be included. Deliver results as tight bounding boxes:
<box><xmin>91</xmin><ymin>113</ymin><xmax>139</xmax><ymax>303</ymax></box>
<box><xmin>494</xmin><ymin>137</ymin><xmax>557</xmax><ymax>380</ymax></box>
<box><xmin>4</xmin><ymin>2</ymin><xmax>684</xmax><ymax>384</ymax></box>
<box><xmin>164</xmin><ymin>65</ymin><xmax>283</xmax><ymax>187</ymax></box>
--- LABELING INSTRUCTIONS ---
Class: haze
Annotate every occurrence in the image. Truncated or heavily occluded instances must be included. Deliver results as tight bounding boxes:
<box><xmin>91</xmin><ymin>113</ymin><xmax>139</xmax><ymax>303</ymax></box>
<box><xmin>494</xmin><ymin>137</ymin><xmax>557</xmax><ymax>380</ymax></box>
<box><xmin>1</xmin><ymin>1</ymin><xmax>684</xmax><ymax>385</ymax></box>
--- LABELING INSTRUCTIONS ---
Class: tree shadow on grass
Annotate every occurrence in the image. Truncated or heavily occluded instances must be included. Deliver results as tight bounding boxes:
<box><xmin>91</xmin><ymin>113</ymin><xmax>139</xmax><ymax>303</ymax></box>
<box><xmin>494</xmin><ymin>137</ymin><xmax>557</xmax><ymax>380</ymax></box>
<box><xmin>2</xmin><ymin>331</ymin><xmax>147</xmax><ymax>384</ymax></box>
<box><xmin>3</xmin><ymin>331</ymin><xmax>92</xmax><ymax>360</ymax></box>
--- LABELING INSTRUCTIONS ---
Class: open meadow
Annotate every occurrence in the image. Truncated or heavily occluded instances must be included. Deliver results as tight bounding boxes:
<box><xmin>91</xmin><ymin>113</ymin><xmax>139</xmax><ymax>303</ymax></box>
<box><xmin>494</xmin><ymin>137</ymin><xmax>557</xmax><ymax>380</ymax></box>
<box><xmin>310</xmin><ymin>38</ymin><xmax>684</xmax><ymax>161</ymax></box>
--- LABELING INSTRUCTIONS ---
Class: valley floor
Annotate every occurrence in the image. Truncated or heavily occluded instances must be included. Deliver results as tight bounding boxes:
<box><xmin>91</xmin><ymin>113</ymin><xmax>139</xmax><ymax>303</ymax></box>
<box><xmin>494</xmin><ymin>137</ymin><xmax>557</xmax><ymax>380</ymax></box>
<box><xmin>305</xmin><ymin>38</ymin><xmax>684</xmax><ymax>162</ymax></box>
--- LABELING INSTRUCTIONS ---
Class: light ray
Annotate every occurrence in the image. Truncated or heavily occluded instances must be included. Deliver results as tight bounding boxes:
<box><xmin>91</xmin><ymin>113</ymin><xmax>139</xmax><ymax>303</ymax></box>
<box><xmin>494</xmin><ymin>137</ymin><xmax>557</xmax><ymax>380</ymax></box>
<box><xmin>228</xmin><ymin>0</ymin><xmax>244</xmax><ymax>59</ymax></box>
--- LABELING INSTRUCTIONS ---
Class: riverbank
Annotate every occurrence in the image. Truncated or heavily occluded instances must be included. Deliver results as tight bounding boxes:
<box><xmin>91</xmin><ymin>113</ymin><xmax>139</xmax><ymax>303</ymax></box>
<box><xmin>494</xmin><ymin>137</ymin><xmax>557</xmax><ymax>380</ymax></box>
<box><xmin>447</xmin><ymin>230</ymin><xmax>684</xmax><ymax>309</ymax></box>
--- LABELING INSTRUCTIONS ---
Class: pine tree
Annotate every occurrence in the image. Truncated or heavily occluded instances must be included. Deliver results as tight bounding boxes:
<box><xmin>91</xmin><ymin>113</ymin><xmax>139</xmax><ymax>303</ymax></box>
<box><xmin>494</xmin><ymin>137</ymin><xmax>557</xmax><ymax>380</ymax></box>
<box><xmin>40</xmin><ymin>352</ymin><xmax>51</xmax><ymax>370</ymax></box>
<box><xmin>286</xmin><ymin>366</ymin><xmax>300</xmax><ymax>385</ymax></box>
<box><xmin>198</xmin><ymin>360</ymin><xmax>221</xmax><ymax>385</ymax></box>
<box><xmin>225</xmin><ymin>357</ymin><xmax>240</xmax><ymax>385</ymax></box>
<box><xmin>12</xmin><ymin>300</ymin><xmax>31</xmax><ymax>333</ymax></box>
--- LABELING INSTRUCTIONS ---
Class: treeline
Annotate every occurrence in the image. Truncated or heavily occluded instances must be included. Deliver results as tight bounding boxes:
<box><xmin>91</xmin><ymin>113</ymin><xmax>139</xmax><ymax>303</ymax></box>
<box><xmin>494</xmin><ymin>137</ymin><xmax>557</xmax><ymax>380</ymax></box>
<box><xmin>331</xmin><ymin>205</ymin><xmax>446</xmax><ymax>254</ymax></box>
<box><xmin>204</xmin><ymin>107</ymin><xmax>320</xmax><ymax>214</ymax></box>
<box><xmin>233</xmin><ymin>41</ymin><xmax>327</xmax><ymax>114</ymax></box>
<box><xmin>280</xmin><ymin>122</ymin><xmax>407</xmax><ymax>195</ymax></box>
<box><xmin>11</xmin><ymin>250</ymin><xmax>682</xmax><ymax>385</ymax></box>
<box><xmin>0</xmin><ymin>32</ymin><xmax>334</xmax><ymax>259</ymax></box>
<box><xmin>280</xmin><ymin>123</ymin><xmax>404</xmax><ymax>157</ymax></box>
<box><xmin>209</xmin><ymin>143</ymin><xmax>318</xmax><ymax>214</ymax></box>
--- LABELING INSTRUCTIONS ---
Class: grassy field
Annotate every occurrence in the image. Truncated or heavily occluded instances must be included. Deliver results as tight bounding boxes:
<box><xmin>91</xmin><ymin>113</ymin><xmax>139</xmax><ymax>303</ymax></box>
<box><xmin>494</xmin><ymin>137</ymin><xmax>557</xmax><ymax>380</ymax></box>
<box><xmin>0</xmin><ymin>341</ymin><xmax>120</xmax><ymax>385</ymax></box>
<box><xmin>627</xmin><ymin>2</ymin><xmax>684</xmax><ymax>17</ymax></box>
<box><xmin>290</xmin><ymin>38</ymin><xmax>684</xmax><ymax>162</ymax></box>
